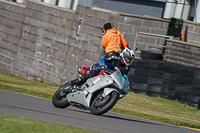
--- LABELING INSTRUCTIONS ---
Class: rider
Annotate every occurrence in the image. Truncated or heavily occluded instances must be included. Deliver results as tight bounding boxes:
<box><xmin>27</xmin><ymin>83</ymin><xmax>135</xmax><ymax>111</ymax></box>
<box><xmin>63</xmin><ymin>47</ymin><xmax>135</xmax><ymax>93</ymax></box>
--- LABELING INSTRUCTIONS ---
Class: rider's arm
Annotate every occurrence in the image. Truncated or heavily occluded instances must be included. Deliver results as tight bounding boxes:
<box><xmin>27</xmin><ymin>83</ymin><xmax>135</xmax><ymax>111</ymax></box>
<box><xmin>97</xmin><ymin>51</ymin><xmax>119</xmax><ymax>70</ymax></box>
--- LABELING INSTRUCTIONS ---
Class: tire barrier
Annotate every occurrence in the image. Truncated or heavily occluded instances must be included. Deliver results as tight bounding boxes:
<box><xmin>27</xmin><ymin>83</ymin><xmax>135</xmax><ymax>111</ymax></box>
<box><xmin>129</xmin><ymin>59</ymin><xmax>200</xmax><ymax>109</ymax></box>
<box><xmin>141</xmin><ymin>50</ymin><xmax>163</xmax><ymax>60</ymax></box>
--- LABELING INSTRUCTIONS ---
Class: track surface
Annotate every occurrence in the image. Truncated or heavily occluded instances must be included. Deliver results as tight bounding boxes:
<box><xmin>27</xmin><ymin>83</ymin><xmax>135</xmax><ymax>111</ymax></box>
<box><xmin>0</xmin><ymin>89</ymin><xmax>199</xmax><ymax>133</ymax></box>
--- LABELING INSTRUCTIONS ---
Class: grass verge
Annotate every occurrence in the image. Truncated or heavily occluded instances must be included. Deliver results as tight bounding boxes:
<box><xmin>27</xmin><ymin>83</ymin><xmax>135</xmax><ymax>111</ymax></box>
<box><xmin>0</xmin><ymin>113</ymin><xmax>97</xmax><ymax>133</ymax></box>
<box><xmin>0</xmin><ymin>71</ymin><xmax>200</xmax><ymax>129</ymax></box>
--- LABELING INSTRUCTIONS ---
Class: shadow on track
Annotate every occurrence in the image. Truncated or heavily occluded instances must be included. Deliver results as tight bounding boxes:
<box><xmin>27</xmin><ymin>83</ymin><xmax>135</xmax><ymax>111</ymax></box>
<box><xmin>67</xmin><ymin>108</ymin><xmax>177</xmax><ymax>128</ymax></box>
<box><xmin>102</xmin><ymin>114</ymin><xmax>177</xmax><ymax>128</ymax></box>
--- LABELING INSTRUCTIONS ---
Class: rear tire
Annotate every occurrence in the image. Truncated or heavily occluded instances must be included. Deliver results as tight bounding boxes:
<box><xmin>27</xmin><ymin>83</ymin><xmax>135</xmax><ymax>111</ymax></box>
<box><xmin>90</xmin><ymin>91</ymin><xmax>119</xmax><ymax>115</ymax></box>
<box><xmin>52</xmin><ymin>82</ymin><xmax>70</xmax><ymax>108</ymax></box>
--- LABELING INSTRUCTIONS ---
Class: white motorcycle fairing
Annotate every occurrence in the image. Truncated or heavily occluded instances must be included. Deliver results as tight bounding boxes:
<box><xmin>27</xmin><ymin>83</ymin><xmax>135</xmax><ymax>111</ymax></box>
<box><xmin>67</xmin><ymin>75</ymin><xmax>117</xmax><ymax>108</ymax></box>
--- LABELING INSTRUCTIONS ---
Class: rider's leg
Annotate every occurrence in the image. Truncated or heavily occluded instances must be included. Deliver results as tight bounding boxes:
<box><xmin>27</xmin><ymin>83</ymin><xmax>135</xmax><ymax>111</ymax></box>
<box><xmin>70</xmin><ymin>76</ymin><xmax>86</xmax><ymax>86</ymax></box>
<box><xmin>62</xmin><ymin>78</ymin><xmax>83</xmax><ymax>93</ymax></box>
<box><xmin>70</xmin><ymin>68</ymin><xmax>98</xmax><ymax>85</ymax></box>
<box><xmin>63</xmin><ymin>69</ymin><xmax>98</xmax><ymax>93</ymax></box>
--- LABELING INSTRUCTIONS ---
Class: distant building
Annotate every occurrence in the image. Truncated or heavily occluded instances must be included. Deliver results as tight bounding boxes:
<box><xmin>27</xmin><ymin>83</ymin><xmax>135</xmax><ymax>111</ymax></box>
<box><xmin>14</xmin><ymin>0</ymin><xmax>200</xmax><ymax>23</ymax></box>
<box><xmin>92</xmin><ymin>0</ymin><xmax>200</xmax><ymax>23</ymax></box>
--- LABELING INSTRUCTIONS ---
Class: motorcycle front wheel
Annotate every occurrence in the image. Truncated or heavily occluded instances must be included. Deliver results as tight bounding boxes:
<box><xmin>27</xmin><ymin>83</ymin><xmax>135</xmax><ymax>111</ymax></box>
<box><xmin>52</xmin><ymin>82</ymin><xmax>70</xmax><ymax>108</ymax></box>
<box><xmin>90</xmin><ymin>91</ymin><xmax>119</xmax><ymax>115</ymax></box>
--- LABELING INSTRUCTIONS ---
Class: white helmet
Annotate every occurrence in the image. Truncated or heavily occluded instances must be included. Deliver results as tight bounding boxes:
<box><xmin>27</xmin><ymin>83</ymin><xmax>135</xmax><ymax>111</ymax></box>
<box><xmin>120</xmin><ymin>47</ymin><xmax>135</xmax><ymax>66</ymax></box>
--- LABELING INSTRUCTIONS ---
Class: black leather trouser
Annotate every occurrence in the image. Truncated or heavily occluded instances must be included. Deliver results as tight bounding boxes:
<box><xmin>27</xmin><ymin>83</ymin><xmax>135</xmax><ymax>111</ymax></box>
<box><xmin>70</xmin><ymin>69</ymin><xmax>98</xmax><ymax>86</ymax></box>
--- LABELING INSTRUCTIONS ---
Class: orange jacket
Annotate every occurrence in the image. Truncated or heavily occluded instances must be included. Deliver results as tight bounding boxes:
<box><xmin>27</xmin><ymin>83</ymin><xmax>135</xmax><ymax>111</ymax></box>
<box><xmin>101</xmin><ymin>28</ymin><xmax>128</xmax><ymax>53</ymax></box>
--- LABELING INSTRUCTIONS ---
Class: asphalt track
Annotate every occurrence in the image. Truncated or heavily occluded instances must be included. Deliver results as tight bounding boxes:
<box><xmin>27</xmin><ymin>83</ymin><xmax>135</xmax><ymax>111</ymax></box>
<box><xmin>0</xmin><ymin>89</ymin><xmax>199</xmax><ymax>133</ymax></box>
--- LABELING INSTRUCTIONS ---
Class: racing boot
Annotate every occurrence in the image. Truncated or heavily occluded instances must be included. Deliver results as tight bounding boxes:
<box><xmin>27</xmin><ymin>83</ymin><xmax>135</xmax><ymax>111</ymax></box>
<box><xmin>63</xmin><ymin>78</ymin><xmax>85</xmax><ymax>93</ymax></box>
<box><xmin>62</xmin><ymin>85</ymin><xmax>73</xmax><ymax>93</ymax></box>
<box><xmin>70</xmin><ymin>78</ymin><xmax>85</xmax><ymax>86</ymax></box>
<box><xmin>63</xmin><ymin>70</ymin><xmax>90</xmax><ymax>93</ymax></box>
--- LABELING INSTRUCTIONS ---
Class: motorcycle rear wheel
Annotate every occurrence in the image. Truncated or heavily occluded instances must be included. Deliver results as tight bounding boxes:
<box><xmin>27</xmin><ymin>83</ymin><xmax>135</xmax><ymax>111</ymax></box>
<box><xmin>90</xmin><ymin>91</ymin><xmax>119</xmax><ymax>115</ymax></box>
<box><xmin>52</xmin><ymin>82</ymin><xmax>70</xmax><ymax>108</ymax></box>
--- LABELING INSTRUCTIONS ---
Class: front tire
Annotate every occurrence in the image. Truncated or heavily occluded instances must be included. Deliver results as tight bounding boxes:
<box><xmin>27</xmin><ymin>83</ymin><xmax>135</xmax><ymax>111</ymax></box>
<box><xmin>52</xmin><ymin>82</ymin><xmax>70</xmax><ymax>108</ymax></box>
<box><xmin>90</xmin><ymin>91</ymin><xmax>119</xmax><ymax>115</ymax></box>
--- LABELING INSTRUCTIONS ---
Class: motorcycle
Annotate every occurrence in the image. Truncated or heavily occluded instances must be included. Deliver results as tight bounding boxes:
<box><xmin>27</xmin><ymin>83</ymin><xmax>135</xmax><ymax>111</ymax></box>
<box><xmin>52</xmin><ymin>65</ymin><xmax>130</xmax><ymax>115</ymax></box>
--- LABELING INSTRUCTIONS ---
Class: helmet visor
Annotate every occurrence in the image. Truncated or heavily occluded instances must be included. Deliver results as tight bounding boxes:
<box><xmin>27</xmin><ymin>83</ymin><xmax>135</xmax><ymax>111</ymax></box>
<box><xmin>123</xmin><ymin>52</ymin><xmax>134</xmax><ymax>64</ymax></box>
<box><xmin>124</xmin><ymin>56</ymin><xmax>134</xmax><ymax>64</ymax></box>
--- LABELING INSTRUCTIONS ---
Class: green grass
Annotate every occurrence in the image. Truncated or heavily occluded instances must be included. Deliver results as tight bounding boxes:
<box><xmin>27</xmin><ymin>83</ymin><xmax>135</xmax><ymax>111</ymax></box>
<box><xmin>0</xmin><ymin>71</ymin><xmax>200</xmax><ymax>130</ymax></box>
<box><xmin>112</xmin><ymin>92</ymin><xmax>200</xmax><ymax>129</ymax></box>
<box><xmin>0</xmin><ymin>113</ymin><xmax>97</xmax><ymax>133</ymax></box>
